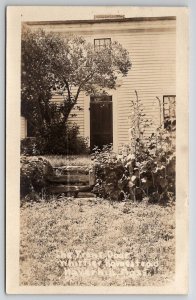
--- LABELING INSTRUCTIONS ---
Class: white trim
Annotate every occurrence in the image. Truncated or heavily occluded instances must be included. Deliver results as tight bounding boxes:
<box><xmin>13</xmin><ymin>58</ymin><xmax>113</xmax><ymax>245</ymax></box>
<box><xmin>112</xmin><ymin>90</ymin><xmax>118</xmax><ymax>152</ymax></box>
<box><xmin>26</xmin><ymin>19</ymin><xmax>176</xmax><ymax>35</ymax></box>
<box><xmin>83</xmin><ymin>93</ymin><xmax>90</xmax><ymax>147</ymax></box>
<box><xmin>20</xmin><ymin>116</ymin><xmax>27</xmax><ymax>139</ymax></box>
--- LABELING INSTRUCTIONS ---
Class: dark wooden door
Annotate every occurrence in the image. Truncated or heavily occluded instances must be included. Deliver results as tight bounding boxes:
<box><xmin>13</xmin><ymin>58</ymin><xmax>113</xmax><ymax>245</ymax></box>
<box><xmin>90</xmin><ymin>96</ymin><xmax>113</xmax><ymax>150</ymax></box>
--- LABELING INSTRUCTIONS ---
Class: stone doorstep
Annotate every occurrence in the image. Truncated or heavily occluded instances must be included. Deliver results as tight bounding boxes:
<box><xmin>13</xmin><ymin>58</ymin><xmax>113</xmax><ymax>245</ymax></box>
<box><xmin>47</xmin><ymin>165</ymin><xmax>96</xmax><ymax>197</ymax></box>
<box><xmin>46</xmin><ymin>174</ymin><xmax>90</xmax><ymax>184</ymax></box>
<box><xmin>47</xmin><ymin>185</ymin><xmax>93</xmax><ymax>194</ymax></box>
<box><xmin>52</xmin><ymin>165</ymin><xmax>96</xmax><ymax>186</ymax></box>
<box><xmin>77</xmin><ymin>192</ymin><xmax>96</xmax><ymax>198</ymax></box>
<box><xmin>53</xmin><ymin>165</ymin><xmax>90</xmax><ymax>175</ymax></box>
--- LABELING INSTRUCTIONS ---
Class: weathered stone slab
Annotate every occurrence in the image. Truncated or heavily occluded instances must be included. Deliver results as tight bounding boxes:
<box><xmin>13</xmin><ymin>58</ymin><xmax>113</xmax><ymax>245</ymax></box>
<box><xmin>54</xmin><ymin>166</ymin><xmax>90</xmax><ymax>175</ymax></box>
<box><xmin>47</xmin><ymin>185</ymin><xmax>92</xmax><ymax>194</ymax></box>
<box><xmin>46</xmin><ymin>174</ymin><xmax>89</xmax><ymax>184</ymax></box>
<box><xmin>77</xmin><ymin>192</ymin><xmax>96</xmax><ymax>198</ymax></box>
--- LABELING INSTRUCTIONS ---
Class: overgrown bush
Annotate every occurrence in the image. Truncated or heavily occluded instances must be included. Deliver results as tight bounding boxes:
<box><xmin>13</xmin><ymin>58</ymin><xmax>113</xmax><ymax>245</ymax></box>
<box><xmin>20</xmin><ymin>156</ymin><xmax>54</xmax><ymax>199</ymax></box>
<box><xmin>119</xmin><ymin>129</ymin><xmax>175</xmax><ymax>204</ymax></box>
<box><xmin>21</xmin><ymin>137</ymin><xmax>39</xmax><ymax>156</ymax></box>
<box><xmin>92</xmin><ymin>91</ymin><xmax>175</xmax><ymax>204</ymax></box>
<box><xmin>123</xmin><ymin>91</ymin><xmax>175</xmax><ymax>204</ymax></box>
<box><xmin>20</xmin><ymin>121</ymin><xmax>89</xmax><ymax>156</ymax></box>
<box><xmin>91</xmin><ymin>145</ymin><xmax>129</xmax><ymax>201</ymax></box>
<box><xmin>35</xmin><ymin>121</ymin><xmax>89</xmax><ymax>155</ymax></box>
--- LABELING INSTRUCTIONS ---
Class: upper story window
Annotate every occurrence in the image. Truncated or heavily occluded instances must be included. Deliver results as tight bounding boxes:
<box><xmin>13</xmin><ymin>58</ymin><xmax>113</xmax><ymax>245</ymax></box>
<box><xmin>163</xmin><ymin>95</ymin><xmax>176</xmax><ymax>130</ymax></box>
<box><xmin>94</xmin><ymin>38</ymin><xmax>111</xmax><ymax>50</ymax></box>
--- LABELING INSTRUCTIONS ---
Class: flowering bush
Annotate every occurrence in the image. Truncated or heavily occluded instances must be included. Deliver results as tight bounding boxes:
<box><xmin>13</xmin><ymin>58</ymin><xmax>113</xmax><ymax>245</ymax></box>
<box><xmin>119</xmin><ymin>129</ymin><xmax>175</xmax><ymax>204</ymax></box>
<box><xmin>92</xmin><ymin>91</ymin><xmax>175</xmax><ymax>204</ymax></box>
<box><xmin>123</xmin><ymin>91</ymin><xmax>175</xmax><ymax>204</ymax></box>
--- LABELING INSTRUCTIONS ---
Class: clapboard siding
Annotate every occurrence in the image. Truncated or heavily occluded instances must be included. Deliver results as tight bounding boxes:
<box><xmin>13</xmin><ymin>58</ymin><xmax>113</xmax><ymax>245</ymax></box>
<box><xmin>21</xmin><ymin>116</ymin><xmax>27</xmax><ymax>139</ymax></box>
<box><xmin>51</xmin><ymin>89</ymin><xmax>85</xmax><ymax>136</ymax></box>
<box><xmin>112</xmin><ymin>29</ymin><xmax>176</xmax><ymax>146</ymax></box>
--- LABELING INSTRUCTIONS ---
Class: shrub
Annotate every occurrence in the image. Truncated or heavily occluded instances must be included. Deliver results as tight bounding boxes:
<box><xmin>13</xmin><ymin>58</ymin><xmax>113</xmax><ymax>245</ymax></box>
<box><xmin>123</xmin><ymin>91</ymin><xmax>175</xmax><ymax>204</ymax></box>
<box><xmin>21</xmin><ymin>137</ymin><xmax>39</xmax><ymax>156</ymax></box>
<box><xmin>91</xmin><ymin>145</ymin><xmax>129</xmax><ymax>201</ymax></box>
<box><xmin>20</xmin><ymin>156</ymin><xmax>54</xmax><ymax>199</ymax></box>
<box><xmin>91</xmin><ymin>91</ymin><xmax>175</xmax><ymax>205</ymax></box>
<box><xmin>119</xmin><ymin>129</ymin><xmax>175</xmax><ymax>204</ymax></box>
<box><xmin>35</xmin><ymin>121</ymin><xmax>89</xmax><ymax>155</ymax></box>
<box><xmin>21</xmin><ymin>121</ymin><xmax>89</xmax><ymax>156</ymax></box>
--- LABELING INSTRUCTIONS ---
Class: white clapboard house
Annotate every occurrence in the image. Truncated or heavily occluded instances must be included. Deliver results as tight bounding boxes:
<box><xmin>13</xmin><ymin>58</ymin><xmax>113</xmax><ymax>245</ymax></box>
<box><xmin>21</xmin><ymin>15</ymin><xmax>176</xmax><ymax>152</ymax></box>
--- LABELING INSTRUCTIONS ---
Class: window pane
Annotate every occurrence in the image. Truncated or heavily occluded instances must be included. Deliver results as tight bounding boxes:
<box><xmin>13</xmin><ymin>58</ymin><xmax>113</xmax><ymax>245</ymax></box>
<box><xmin>163</xmin><ymin>95</ymin><xmax>176</xmax><ymax>130</ymax></box>
<box><xmin>94</xmin><ymin>38</ymin><xmax>111</xmax><ymax>50</ymax></box>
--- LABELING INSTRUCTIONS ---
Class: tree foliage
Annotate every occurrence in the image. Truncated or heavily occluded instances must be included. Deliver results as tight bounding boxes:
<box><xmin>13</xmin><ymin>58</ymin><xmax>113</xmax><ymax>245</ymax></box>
<box><xmin>21</xmin><ymin>28</ymin><xmax>132</xmax><ymax>129</ymax></box>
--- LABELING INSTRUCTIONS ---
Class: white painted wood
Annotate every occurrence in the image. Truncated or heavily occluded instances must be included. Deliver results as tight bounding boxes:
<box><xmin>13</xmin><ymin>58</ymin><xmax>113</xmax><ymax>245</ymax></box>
<box><xmin>83</xmin><ymin>93</ymin><xmax>90</xmax><ymax>146</ymax></box>
<box><xmin>20</xmin><ymin>116</ymin><xmax>27</xmax><ymax>139</ymax></box>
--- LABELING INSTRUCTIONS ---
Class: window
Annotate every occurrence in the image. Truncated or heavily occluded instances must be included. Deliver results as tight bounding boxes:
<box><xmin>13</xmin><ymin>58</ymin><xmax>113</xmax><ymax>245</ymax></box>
<box><xmin>163</xmin><ymin>95</ymin><xmax>176</xmax><ymax>130</ymax></box>
<box><xmin>94</xmin><ymin>38</ymin><xmax>111</xmax><ymax>50</ymax></box>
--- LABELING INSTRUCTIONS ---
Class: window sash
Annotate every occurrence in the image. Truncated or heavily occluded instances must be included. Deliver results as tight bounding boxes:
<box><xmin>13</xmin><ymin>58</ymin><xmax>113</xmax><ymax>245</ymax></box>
<box><xmin>163</xmin><ymin>95</ymin><xmax>176</xmax><ymax>119</ymax></box>
<box><xmin>94</xmin><ymin>38</ymin><xmax>111</xmax><ymax>50</ymax></box>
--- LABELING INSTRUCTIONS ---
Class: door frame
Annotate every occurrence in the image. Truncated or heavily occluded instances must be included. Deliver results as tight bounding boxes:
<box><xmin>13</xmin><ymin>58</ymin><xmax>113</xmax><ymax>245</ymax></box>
<box><xmin>90</xmin><ymin>95</ymin><xmax>113</xmax><ymax>150</ymax></box>
<box><xmin>83</xmin><ymin>90</ymin><xmax>118</xmax><ymax>152</ymax></box>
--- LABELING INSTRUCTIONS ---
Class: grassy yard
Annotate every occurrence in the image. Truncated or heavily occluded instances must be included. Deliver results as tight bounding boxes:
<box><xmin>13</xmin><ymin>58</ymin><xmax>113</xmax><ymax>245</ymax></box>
<box><xmin>20</xmin><ymin>198</ymin><xmax>175</xmax><ymax>286</ymax></box>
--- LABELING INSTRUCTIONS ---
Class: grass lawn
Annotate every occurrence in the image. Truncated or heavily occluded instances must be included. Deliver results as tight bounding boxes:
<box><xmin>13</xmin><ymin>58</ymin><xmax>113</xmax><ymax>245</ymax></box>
<box><xmin>20</xmin><ymin>198</ymin><xmax>175</xmax><ymax>286</ymax></box>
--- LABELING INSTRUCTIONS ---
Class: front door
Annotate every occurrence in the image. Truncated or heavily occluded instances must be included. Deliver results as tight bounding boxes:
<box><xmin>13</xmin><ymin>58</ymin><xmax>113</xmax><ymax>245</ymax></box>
<box><xmin>90</xmin><ymin>95</ymin><xmax>113</xmax><ymax>151</ymax></box>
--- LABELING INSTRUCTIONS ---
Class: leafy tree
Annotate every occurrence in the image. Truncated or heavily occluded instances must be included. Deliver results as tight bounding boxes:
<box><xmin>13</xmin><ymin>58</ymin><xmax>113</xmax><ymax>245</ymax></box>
<box><xmin>21</xmin><ymin>28</ymin><xmax>132</xmax><ymax>130</ymax></box>
<box><xmin>21</xmin><ymin>28</ymin><xmax>63</xmax><ymax>132</ymax></box>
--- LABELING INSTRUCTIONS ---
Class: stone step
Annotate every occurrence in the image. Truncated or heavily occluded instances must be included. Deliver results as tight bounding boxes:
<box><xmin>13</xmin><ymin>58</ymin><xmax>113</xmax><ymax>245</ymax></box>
<box><xmin>46</xmin><ymin>174</ymin><xmax>89</xmax><ymax>184</ymax></box>
<box><xmin>47</xmin><ymin>185</ymin><xmax>92</xmax><ymax>194</ymax></box>
<box><xmin>77</xmin><ymin>192</ymin><xmax>96</xmax><ymax>198</ymax></box>
<box><xmin>54</xmin><ymin>166</ymin><xmax>90</xmax><ymax>176</ymax></box>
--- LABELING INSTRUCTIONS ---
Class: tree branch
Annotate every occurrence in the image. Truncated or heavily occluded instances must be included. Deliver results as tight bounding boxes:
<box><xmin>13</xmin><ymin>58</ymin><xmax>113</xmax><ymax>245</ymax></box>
<box><xmin>74</xmin><ymin>70</ymin><xmax>96</xmax><ymax>102</ymax></box>
<box><xmin>64</xmin><ymin>80</ymin><xmax>71</xmax><ymax>101</ymax></box>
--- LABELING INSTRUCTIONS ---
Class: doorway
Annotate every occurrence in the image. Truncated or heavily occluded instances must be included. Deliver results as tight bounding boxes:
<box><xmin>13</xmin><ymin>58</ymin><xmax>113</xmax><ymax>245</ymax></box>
<box><xmin>90</xmin><ymin>95</ymin><xmax>113</xmax><ymax>151</ymax></box>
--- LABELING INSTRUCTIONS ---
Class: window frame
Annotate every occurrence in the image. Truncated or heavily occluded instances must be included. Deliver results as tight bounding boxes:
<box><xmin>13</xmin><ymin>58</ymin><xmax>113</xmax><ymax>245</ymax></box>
<box><xmin>163</xmin><ymin>95</ymin><xmax>176</xmax><ymax>120</ymax></box>
<box><xmin>94</xmin><ymin>38</ymin><xmax>111</xmax><ymax>50</ymax></box>
<box><xmin>163</xmin><ymin>95</ymin><xmax>176</xmax><ymax>131</ymax></box>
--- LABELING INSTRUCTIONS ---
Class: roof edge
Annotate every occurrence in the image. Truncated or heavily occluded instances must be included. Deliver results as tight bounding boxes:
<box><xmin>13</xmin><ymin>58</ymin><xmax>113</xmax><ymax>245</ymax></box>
<box><xmin>24</xmin><ymin>16</ymin><xmax>176</xmax><ymax>26</ymax></box>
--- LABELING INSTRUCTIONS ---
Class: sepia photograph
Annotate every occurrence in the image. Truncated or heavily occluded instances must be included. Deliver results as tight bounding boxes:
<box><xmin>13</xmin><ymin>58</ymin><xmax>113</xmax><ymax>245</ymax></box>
<box><xmin>6</xmin><ymin>6</ymin><xmax>188</xmax><ymax>294</ymax></box>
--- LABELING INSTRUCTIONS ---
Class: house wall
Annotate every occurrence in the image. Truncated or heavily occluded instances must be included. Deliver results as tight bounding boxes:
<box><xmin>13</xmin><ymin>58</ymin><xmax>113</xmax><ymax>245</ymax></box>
<box><xmin>25</xmin><ymin>18</ymin><xmax>176</xmax><ymax>151</ymax></box>
<box><xmin>114</xmin><ymin>28</ymin><xmax>176</xmax><ymax>148</ymax></box>
<box><xmin>21</xmin><ymin>116</ymin><xmax>27</xmax><ymax>139</ymax></box>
